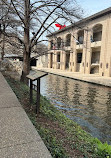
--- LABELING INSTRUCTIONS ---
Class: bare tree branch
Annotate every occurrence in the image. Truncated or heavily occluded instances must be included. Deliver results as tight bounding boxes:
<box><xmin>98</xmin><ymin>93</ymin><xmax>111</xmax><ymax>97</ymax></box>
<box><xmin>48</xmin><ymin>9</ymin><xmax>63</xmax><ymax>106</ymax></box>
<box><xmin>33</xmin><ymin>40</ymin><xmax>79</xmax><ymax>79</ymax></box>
<box><xmin>11</xmin><ymin>0</ymin><xmax>25</xmax><ymax>25</ymax></box>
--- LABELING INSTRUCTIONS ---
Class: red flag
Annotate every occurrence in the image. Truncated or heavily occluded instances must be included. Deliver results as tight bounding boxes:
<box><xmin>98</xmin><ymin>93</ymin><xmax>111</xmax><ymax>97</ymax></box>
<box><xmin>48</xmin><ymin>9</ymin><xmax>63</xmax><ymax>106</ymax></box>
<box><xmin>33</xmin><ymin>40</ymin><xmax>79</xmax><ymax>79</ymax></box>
<box><xmin>55</xmin><ymin>24</ymin><xmax>66</xmax><ymax>30</ymax></box>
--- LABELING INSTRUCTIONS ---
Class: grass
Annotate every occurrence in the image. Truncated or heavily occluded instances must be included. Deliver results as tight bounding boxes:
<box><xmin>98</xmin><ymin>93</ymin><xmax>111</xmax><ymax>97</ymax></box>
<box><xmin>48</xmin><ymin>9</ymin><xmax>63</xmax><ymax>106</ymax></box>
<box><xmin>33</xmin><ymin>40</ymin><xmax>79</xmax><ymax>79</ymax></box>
<box><xmin>4</xmin><ymin>74</ymin><xmax>111</xmax><ymax>158</ymax></box>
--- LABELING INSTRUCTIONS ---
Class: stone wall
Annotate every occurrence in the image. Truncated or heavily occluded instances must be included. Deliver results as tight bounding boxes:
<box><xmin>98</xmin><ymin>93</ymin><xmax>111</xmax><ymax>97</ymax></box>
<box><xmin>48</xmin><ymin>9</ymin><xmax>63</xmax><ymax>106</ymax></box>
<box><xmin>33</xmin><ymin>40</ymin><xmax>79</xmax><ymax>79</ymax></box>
<box><xmin>0</xmin><ymin>58</ymin><xmax>23</xmax><ymax>75</ymax></box>
<box><xmin>36</xmin><ymin>55</ymin><xmax>48</xmax><ymax>68</ymax></box>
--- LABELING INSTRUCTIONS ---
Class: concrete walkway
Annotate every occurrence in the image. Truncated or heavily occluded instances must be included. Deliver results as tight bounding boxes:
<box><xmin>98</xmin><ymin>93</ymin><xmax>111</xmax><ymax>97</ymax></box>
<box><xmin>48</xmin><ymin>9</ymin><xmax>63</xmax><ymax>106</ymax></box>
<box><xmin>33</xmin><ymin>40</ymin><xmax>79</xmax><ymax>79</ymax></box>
<box><xmin>32</xmin><ymin>67</ymin><xmax>111</xmax><ymax>87</ymax></box>
<box><xmin>0</xmin><ymin>72</ymin><xmax>52</xmax><ymax>158</ymax></box>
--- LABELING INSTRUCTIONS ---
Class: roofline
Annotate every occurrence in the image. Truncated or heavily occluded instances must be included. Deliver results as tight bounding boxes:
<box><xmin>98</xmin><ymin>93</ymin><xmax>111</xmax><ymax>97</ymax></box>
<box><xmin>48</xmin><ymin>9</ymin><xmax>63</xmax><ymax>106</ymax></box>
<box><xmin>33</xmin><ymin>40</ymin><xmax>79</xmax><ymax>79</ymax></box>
<box><xmin>47</xmin><ymin>7</ymin><xmax>111</xmax><ymax>37</ymax></box>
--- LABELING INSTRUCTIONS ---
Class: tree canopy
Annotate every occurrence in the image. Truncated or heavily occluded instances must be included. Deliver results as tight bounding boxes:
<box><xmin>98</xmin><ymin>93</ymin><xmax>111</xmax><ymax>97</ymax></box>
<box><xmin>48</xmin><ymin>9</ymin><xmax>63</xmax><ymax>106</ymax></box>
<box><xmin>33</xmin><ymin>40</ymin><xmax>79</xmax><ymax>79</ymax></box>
<box><xmin>0</xmin><ymin>0</ymin><xmax>83</xmax><ymax>82</ymax></box>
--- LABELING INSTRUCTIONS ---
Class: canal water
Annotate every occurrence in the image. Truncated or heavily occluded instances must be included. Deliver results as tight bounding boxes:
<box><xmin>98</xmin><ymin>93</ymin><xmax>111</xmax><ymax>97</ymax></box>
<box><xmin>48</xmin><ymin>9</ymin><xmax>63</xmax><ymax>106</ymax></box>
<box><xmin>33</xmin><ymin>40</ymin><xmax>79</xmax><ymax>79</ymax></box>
<box><xmin>37</xmin><ymin>74</ymin><xmax>111</xmax><ymax>144</ymax></box>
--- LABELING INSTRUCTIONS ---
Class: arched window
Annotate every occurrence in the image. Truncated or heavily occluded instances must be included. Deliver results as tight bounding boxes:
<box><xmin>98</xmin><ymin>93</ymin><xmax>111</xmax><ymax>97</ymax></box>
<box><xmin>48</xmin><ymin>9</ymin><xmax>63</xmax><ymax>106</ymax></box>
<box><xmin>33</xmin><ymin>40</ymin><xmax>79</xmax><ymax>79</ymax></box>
<box><xmin>92</xmin><ymin>24</ymin><xmax>102</xmax><ymax>42</ymax></box>
<box><xmin>50</xmin><ymin>40</ymin><xmax>53</xmax><ymax>49</ymax></box>
<box><xmin>77</xmin><ymin>30</ymin><xmax>84</xmax><ymax>44</ymax></box>
<box><xmin>57</xmin><ymin>37</ymin><xmax>61</xmax><ymax>49</ymax></box>
<box><xmin>66</xmin><ymin>34</ymin><xmax>71</xmax><ymax>46</ymax></box>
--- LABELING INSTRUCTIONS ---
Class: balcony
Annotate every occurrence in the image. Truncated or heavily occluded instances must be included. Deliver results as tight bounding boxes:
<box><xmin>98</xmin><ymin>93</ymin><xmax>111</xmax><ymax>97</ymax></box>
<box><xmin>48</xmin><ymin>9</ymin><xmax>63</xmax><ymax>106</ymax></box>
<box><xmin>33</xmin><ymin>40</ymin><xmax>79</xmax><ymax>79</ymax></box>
<box><xmin>90</xmin><ymin>61</ymin><xmax>100</xmax><ymax>74</ymax></box>
<box><xmin>64</xmin><ymin>46</ymin><xmax>71</xmax><ymax>51</ymax></box>
<box><xmin>91</xmin><ymin>41</ymin><xmax>101</xmax><ymax>48</ymax></box>
<box><xmin>90</xmin><ymin>63</ymin><xmax>99</xmax><ymax>74</ymax></box>
<box><xmin>50</xmin><ymin>44</ymin><xmax>71</xmax><ymax>51</ymax></box>
<box><xmin>91</xmin><ymin>63</ymin><xmax>99</xmax><ymax>68</ymax></box>
<box><xmin>57</xmin><ymin>62</ymin><xmax>60</xmax><ymax>69</ymax></box>
<box><xmin>50</xmin><ymin>46</ymin><xmax>62</xmax><ymax>51</ymax></box>
<box><xmin>91</xmin><ymin>50</ymin><xmax>100</xmax><ymax>68</ymax></box>
<box><xmin>76</xmin><ymin>44</ymin><xmax>83</xmax><ymax>50</ymax></box>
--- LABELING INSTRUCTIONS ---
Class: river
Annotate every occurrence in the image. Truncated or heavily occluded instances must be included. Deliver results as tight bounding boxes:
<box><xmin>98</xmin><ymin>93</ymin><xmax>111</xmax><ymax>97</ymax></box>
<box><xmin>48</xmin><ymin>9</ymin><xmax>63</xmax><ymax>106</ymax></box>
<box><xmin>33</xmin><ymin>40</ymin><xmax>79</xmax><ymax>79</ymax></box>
<box><xmin>36</xmin><ymin>74</ymin><xmax>111</xmax><ymax>144</ymax></box>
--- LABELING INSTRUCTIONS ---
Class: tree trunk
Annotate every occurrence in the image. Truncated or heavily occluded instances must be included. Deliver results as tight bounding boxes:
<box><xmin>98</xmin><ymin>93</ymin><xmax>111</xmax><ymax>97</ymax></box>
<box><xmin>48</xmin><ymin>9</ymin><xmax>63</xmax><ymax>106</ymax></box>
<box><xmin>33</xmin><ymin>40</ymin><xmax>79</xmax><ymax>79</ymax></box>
<box><xmin>1</xmin><ymin>24</ymin><xmax>5</xmax><ymax>60</ymax></box>
<box><xmin>21</xmin><ymin>0</ymin><xmax>30</xmax><ymax>83</ymax></box>
<box><xmin>1</xmin><ymin>38</ymin><xmax>5</xmax><ymax>60</ymax></box>
<box><xmin>21</xmin><ymin>48</ymin><xmax>31</xmax><ymax>83</ymax></box>
<box><xmin>20</xmin><ymin>32</ymin><xmax>31</xmax><ymax>83</ymax></box>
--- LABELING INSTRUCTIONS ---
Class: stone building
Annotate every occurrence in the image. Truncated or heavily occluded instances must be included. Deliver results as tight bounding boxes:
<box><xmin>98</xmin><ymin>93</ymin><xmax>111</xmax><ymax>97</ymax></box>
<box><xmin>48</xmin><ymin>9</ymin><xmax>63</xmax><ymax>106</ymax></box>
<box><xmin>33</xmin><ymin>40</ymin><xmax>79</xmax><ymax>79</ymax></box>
<box><xmin>36</xmin><ymin>55</ymin><xmax>48</xmax><ymax>68</ymax></box>
<box><xmin>47</xmin><ymin>7</ymin><xmax>111</xmax><ymax>77</ymax></box>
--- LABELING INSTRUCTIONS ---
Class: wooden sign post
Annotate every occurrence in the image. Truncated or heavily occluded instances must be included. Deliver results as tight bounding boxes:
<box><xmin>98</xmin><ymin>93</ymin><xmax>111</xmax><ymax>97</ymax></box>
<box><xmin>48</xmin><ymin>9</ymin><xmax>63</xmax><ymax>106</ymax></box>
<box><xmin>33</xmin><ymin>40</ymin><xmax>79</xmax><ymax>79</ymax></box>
<box><xmin>36</xmin><ymin>78</ymin><xmax>40</xmax><ymax>114</ymax></box>
<box><xmin>30</xmin><ymin>80</ymin><xmax>33</xmax><ymax>104</ymax></box>
<box><xmin>27</xmin><ymin>70</ymin><xmax>48</xmax><ymax>114</ymax></box>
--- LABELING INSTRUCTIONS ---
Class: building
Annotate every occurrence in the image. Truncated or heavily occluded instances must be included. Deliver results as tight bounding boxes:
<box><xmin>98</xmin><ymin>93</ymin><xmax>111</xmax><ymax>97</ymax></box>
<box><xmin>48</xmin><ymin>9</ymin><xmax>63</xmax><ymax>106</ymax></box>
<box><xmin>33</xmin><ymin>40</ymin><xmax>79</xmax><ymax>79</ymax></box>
<box><xmin>47</xmin><ymin>7</ymin><xmax>111</xmax><ymax>77</ymax></box>
<box><xmin>31</xmin><ymin>44</ymin><xmax>48</xmax><ymax>68</ymax></box>
<box><xmin>36</xmin><ymin>55</ymin><xmax>48</xmax><ymax>68</ymax></box>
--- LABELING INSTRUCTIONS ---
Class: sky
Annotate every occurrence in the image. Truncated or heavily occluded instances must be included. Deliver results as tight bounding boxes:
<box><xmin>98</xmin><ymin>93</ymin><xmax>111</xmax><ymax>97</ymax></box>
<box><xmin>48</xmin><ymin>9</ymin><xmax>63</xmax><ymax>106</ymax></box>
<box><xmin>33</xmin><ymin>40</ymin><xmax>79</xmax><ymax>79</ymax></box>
<box><xmin>40</xmin><ymin>0</ymin><xmax>111</xmax><ymax>44</ymax></box>
<box><xmin>53</xmin><ymin>0</ymin><xmax>111</xmax><ymax>31</ymax></box>
<box><xmin>77</xmin><ymin>0</ymin><xmax>111</xmax><ymax>17</ymax></box>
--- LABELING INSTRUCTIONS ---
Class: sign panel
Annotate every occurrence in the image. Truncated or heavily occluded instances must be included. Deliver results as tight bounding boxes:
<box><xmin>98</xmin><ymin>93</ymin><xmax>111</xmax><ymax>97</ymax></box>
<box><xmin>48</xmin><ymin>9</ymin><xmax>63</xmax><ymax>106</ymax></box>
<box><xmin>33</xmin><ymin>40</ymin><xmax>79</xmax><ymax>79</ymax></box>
<box><xmin>27</xmin><ymin>70</ymin><xmax>48</xmax><ymax>81</ymax></box>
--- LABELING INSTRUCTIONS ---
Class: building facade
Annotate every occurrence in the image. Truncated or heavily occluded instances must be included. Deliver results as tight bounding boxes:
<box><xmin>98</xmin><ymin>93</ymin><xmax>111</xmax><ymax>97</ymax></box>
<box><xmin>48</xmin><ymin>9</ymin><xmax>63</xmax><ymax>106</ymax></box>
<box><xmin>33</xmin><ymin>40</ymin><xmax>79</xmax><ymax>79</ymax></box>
<box><xmin>47</xmin><ymin>7</ymin><xmax>111</xmax><ymax>77</ymax></box>
<box><xmin>36</xmin><ymin>54</ymin><xmax>48</xmax><ymax>68</ymax></box>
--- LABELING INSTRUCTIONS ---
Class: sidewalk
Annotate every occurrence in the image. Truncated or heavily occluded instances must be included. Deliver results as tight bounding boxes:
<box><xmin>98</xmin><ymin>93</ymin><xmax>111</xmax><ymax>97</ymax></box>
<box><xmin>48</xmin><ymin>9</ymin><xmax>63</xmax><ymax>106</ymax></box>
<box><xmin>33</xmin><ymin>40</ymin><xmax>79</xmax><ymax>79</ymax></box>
<box><xmin>0</xmin><ymin>72</ymin><xmax>52</xmax><ymax>158</ymax></box>
<box><xmin>32</xmin><ymin>67</ymin><xmax>111</xmax><ymax>87</ymax></box>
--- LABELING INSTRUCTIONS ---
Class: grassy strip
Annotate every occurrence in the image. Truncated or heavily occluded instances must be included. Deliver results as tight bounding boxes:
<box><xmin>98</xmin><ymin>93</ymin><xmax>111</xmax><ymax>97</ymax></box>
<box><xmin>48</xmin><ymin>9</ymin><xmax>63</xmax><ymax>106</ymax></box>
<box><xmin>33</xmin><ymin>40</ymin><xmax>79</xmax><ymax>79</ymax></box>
<box><xmin>5</xmin><ymin>75</ymin><xmax>111</xmax><ymax>158</ymax></box>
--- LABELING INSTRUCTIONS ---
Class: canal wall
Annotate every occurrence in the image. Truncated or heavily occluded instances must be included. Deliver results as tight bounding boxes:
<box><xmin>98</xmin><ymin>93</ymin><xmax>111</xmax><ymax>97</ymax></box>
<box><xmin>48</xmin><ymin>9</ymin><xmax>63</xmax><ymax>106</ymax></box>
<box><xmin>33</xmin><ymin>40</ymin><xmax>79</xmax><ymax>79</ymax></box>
<box><xmin>32</xmin><ymin>67</ymin><xmax>111</xmax><ymax>87</ymax></box>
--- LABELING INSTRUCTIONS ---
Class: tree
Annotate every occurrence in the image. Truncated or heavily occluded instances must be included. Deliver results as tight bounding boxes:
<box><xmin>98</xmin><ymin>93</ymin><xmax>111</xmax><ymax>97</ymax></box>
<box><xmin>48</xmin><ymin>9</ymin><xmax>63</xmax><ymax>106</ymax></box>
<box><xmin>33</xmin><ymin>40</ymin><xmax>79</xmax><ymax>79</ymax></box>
<box><xmin>1</xmin><ymin>0</ymin><xmax>82</xmax><ymax>83</ymax></box>
<box><xmin>0</xmin><ymin>0</ymin><xmax>9</xmax><ymax>60</ymax></box>
<box><xmin>0</xmin><ymin>0</ymin><xmax>23</xmax><ymax>59</ymax></box>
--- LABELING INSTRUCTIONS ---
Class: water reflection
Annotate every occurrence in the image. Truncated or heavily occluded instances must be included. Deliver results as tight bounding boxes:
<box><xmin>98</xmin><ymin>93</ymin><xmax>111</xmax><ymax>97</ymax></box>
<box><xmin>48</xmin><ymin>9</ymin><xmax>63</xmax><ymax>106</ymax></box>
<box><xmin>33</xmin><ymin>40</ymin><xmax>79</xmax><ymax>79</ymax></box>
<box><xmin>39</xmin><ymin>74</ymin><xmax>111</xmax><ymax>144</ymax></box>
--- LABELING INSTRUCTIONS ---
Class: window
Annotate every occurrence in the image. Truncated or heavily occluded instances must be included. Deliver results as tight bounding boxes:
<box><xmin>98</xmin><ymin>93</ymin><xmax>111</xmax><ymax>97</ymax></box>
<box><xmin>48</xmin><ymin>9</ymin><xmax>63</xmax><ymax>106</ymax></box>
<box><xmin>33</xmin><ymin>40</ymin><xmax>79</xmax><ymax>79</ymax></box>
<box><xmin>57</xmin><ymin>53</ymin><xmax>60</xmax><ymax>62</ymax></box>
<box><xmin>93</xmin><ymin>24</ymin><xmax>102</xmax><ymax>42</ymax></box>
<box><xmin>106</xmin><ymin>63</ymin><xmax>108</xmax><ymax>69</ymax></box>
<box><xmin>66</xmin><ymin>34</ymin><xmax>71</xmax><ymax>46</ymax></box>
<box><xmin>77</xmin><ymin>53</ymin><xmax>82</xmax><ymax>63</ymax></box>
<box><xmin>77</xmin><ymin>30</ymin><xmax>84</xmax><ymax>44</ymax></box>
<box><xmin>57</xmin><ymin>37</ymin><xmax>61</xmax><ymax>49</ymax></box>
<box><xmin>78</xmin><ymin>36</ymin><xmax>84</xmax><ymax>44</ymax></box>
<box><xmin>93</xmin><ymin>31</ymin><xmax>102</xmax><ymax>41</ymax></box>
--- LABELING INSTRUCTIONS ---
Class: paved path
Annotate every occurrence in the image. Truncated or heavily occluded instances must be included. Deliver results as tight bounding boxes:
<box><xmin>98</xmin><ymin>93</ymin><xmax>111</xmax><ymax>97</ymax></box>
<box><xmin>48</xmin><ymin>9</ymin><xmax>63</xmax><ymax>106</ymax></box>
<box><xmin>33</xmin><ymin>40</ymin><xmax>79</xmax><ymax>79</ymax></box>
<box><xmin>32</xmin><ymin>67</ymin><xmax>111</xmax><ymax>87</ymax></box>
<box><xmin>0</xmin><ymin>72</ymin><xmax>52</xmax><ymax>158</ymax></box>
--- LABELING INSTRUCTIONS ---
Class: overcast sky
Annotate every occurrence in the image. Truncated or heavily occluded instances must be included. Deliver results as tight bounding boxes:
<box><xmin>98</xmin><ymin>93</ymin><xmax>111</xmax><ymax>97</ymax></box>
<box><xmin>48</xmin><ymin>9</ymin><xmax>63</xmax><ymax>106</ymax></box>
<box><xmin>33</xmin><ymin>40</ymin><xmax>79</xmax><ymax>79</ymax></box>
<box><xmin>78</xmin><ymin>0</ymin><xmax>111</xmax><ymax>17</ymax></box>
